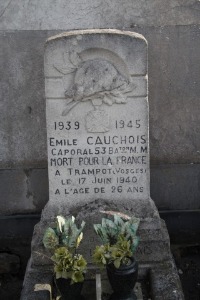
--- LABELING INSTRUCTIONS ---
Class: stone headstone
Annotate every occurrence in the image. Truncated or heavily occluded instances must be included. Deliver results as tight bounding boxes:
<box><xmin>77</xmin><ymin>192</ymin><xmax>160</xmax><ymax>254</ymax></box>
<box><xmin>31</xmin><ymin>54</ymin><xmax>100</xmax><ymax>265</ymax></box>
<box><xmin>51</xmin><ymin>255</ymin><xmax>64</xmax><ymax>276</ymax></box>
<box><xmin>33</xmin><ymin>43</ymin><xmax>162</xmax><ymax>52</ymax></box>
<box><xmin>43</xmin><ymin>29</ymin><xmax>156</xmax><ymax>219</ymax></box>
<box><xmin>40</xmin><ymin>29</ymin><xmax>169</xmax><ymax>265</ymax></box>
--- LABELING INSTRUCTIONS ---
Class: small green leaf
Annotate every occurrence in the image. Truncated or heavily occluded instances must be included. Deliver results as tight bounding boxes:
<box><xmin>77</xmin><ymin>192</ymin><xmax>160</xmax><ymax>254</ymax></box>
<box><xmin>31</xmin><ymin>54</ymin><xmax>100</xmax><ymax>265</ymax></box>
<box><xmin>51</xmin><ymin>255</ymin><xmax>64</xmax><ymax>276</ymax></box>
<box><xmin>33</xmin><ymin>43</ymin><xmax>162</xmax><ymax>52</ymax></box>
<box><xmin>72</xmin><ymin>271</ymin><xmax>84</xmax><ymax>283</ymax></box>
<box><xmin>114</xmin><ymin>258</ymin><xmax>121</xmax><ymax>269</ymax></box>
<box><xmin>43</xmin><ymin>227</ymin><xmax>59</xmax><ymax>249</ymax></box>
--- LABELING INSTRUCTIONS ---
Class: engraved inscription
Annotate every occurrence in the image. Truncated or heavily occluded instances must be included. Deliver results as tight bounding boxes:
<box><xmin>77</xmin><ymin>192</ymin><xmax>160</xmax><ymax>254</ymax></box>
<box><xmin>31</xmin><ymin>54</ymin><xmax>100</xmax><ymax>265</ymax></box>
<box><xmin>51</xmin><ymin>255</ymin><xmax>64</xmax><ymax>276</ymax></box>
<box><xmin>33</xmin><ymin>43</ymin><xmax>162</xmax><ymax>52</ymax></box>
<box><xmin>86</xmin><ymin>110</ymin><xmax>109</xmax><ymax>133</ymax></box>
<box><xmin>48</xmin><ymin>115</ymin><xmax>148</xmax><ymax>197</ymax></box>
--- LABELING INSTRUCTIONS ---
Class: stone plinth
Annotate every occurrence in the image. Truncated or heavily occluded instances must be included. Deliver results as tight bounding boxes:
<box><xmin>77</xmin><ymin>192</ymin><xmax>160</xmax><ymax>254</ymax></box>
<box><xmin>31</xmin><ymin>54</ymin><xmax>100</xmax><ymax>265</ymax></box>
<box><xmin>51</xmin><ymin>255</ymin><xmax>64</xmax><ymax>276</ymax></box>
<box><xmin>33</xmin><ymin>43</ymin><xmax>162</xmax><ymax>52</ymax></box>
<box><xmin>43</xmin><ymin>29</ymin><xmax>151</xmax><ymax>219</ymax></box>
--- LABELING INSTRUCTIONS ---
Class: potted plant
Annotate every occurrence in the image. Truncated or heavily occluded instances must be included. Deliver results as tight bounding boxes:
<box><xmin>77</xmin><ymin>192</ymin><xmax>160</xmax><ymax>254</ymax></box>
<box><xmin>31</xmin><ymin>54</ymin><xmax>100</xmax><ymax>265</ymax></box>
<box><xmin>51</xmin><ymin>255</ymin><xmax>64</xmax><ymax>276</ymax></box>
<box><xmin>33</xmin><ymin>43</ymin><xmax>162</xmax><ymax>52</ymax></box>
<box><xmin>93</xmin><ymin>212</ymin><xmax>140</xmax><ymax>300</ymax></box>
<box><xmin>42</xmin><ymin>215</ymin><xmax>87</xmax><ymax>300</ymax></box>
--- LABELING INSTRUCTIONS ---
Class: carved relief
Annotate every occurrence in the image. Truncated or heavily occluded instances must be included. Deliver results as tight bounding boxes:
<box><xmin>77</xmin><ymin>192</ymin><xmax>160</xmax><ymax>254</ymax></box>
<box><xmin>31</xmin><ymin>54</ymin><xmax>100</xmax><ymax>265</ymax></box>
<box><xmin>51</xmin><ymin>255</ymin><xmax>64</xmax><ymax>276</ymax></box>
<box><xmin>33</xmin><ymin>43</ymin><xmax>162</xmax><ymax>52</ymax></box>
<box><xmin>54</xmin><ymin>50</ymin><xmax>135</xmax><ymax>132</ymax></box>
<box><xmin>86</xmin><ymin>110</ymin><xmax>110</xmax><ymax>133</ymax></box>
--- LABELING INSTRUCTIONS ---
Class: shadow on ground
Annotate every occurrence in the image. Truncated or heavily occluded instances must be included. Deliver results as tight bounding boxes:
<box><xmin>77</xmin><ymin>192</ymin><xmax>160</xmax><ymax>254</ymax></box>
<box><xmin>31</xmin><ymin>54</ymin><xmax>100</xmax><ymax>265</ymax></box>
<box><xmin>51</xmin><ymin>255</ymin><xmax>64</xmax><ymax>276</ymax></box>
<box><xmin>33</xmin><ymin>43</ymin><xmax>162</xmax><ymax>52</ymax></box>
<box><xmin>173</xmin><ymin>245</ymin><xmax>200</xmax><ymax>300</ymax></box>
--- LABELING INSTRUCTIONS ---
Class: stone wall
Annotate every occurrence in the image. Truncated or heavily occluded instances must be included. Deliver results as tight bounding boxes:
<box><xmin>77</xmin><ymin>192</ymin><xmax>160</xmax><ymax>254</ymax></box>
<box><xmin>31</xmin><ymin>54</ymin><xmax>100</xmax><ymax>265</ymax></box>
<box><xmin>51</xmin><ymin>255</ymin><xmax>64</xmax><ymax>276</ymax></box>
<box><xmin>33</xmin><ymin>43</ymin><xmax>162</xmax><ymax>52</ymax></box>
<box><xmin>0</xmin><ymin>0</ymin><xmax>200</xmax><ymax>214</ymax></box>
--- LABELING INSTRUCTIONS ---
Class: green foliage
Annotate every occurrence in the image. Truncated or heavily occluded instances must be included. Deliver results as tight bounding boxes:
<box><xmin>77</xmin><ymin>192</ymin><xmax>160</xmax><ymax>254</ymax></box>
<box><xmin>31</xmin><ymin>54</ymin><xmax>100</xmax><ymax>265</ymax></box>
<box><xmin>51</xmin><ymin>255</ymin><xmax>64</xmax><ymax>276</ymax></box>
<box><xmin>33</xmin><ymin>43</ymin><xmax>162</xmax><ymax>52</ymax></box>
<box><xmin>42</xmin><ymin>215</ymin><xmax>87</xmax><ymax>284</ymax></box>
<box><xmin>94</xmin><ymin>214</ymin><xmax>140</xmax><ymax>247</ymax></box>
<box><xmin>52</xmin><ymin>247</ymin><xmax>87</xmax><ymax>284</ymax></box>
<box><xmin>93</xmin><ymin>213</ymin><xmax>140</xmax><ymax>269</ymax></box>
<box><xmin>43</xmin><ymin>227</ymin><xmax>59</xmax><ymax>249</ymax></box>
<box><xmin>43</xmin><ymin>215</ymin><xmax>85</xmax><ymax>251</ymax></box>
<box><xmin>93</xmin><ymin>244</ymin><xmax>111</xmax><ymax>267</ymax></box>
<box><xmin>93</xmin><ymin>236</ymin><xmax>133</xmax><ymax>269</ymax></box>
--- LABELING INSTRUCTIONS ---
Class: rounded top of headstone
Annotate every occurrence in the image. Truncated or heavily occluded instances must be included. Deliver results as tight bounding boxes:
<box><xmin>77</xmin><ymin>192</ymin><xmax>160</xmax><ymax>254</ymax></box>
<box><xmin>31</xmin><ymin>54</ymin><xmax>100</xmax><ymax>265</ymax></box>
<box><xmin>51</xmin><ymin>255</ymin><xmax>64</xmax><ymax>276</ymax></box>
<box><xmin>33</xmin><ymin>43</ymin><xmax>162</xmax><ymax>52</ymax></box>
<box><xmin>45</xmin><ymin>28</ymin><xmax>148</xmax><ymax>77</ymax></box>
<box><xmin>46</xmin><ymin>29</ymin><xmax>147</xmax><ymax>45</ymax></box>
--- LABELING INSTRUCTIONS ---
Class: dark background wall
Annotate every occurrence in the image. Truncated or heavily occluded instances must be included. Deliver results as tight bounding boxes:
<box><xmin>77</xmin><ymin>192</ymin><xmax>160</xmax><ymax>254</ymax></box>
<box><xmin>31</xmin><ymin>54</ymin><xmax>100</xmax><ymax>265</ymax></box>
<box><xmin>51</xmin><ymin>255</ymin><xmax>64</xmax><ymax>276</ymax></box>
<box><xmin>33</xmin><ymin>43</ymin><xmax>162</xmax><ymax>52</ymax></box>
<box><xmin>0</xmin><ymin>0</ymin><xmax>200</xmax><ymax>214</ymax></box>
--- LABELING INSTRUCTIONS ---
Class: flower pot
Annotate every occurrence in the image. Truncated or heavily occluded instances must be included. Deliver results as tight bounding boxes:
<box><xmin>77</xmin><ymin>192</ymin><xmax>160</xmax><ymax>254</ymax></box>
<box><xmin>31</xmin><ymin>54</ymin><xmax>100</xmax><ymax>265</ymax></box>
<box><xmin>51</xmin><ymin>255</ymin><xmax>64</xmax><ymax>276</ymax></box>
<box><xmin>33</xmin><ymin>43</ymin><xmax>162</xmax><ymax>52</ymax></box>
<box><xmin>106</xmin><ymin>258</ymin><xmax>138</xmax><ymax>300</ymax></box>
<box><xmin>55</xmin><ymin>278</ymin><xmax>85</xmax><ymax>300</ymax></box>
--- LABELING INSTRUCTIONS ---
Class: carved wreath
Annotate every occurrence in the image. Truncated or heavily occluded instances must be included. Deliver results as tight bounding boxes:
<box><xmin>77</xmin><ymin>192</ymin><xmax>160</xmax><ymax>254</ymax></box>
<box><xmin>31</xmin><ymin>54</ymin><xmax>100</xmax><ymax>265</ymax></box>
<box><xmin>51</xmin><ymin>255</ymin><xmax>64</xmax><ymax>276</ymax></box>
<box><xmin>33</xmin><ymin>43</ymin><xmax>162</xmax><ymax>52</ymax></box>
<box><xmin>54</xmin><ymin>51</ymin><xmax>135</xmax><ymax>115</ymax></box>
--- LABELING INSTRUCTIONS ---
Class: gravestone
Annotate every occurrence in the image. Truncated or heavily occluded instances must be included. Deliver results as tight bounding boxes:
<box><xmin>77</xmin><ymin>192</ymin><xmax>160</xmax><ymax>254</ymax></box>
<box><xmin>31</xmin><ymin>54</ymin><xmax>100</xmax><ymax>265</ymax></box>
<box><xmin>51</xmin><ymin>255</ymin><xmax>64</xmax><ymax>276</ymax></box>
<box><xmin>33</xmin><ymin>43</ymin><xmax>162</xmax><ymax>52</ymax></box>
<box><xmin>44</xmin><ymin>29</ymin><xmax>150</xmax><ymax>216</ymax></box>
<box><xmin>21</xmin><ymin>30</ymin><xmax>184</xmax><ymax>300</ymax></box>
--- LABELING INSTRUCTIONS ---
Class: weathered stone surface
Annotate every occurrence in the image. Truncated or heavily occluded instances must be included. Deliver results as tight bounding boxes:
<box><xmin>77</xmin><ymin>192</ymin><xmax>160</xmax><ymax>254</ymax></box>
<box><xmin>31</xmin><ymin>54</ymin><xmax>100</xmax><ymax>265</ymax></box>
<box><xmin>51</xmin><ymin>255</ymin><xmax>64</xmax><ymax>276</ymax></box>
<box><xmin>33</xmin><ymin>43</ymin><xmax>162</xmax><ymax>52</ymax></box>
<box><xmin>1</xmin><ymin>162</ymin><xmax>200</xmax><ymax>215</ymax></box>
<box><xmin>0</xmin><ymin>25</ymin><xmax>200</xmax><ymax>170</ymax></box>
<box><xmin>0</xmin><ymin>0</ymin><xmax>200</xmax><ymax>30</ymax></box>
<box><xmin>1</xmin><ymin>25</ymin><xmax>200</xmax><ymax>171</ymax></box>
<box><xmin>138</xmin><ymin>26</ymin><xmax>200</xmax><ymax>165</ymax></box>
<box><xmin>29</xmin><ymin>169</ymin><xmax>49</xmax><ymax>211</ymax></box>
<box><xmin>151</xmin><ymin>163</ymin><xmax>200</xmax><ymax>210</ymax></box>
<box><xmin>31</xmin><ymin>222</ymin><xmax>54</xmax><ymax>267</ymax></box>
<box><xmin>76</xmin><ymin>208</ymin><xmax>170</xmax><ymax>264</ymax></box>
<box><xmin>32</xmin><ymin>200</ymin><xmax>169</xmax><ymax>267</ymax></box>
<box><xmin>0</xmin><ymin>25</ymin><xmax>199</xmax><ymax>215</ymax></box>
<box><xmin>0</xmin><ymin>26</ymin><xmax>199</xmax><ymax>214</ymax></box>
<box><xmin>0</xmin><ymin>168</ymin><xmax>48</xmax><ymax>215</ymax></box>
<box><xmin>0</xmin><ymin>30</ymin><xmax>47</xmax><ymax>169</ymax></box>
<box><xmin>0</xmin><ymin>253</ymin><xmax>20</xmax><ymax>274</ymax></box>
<box><xmin>20</xmin><ymin>259</ymin><xmax>53</xmax><ymax>300</ymax></box>
<box><xmin>150</xmin><ymin>261</ymin><xmax>185</xmax><ymax>299</ymax></box>
<box><xmin>0</xmin><ymin>169</ymin><xmax>34</xmax><ymax>214</ymax></box>
<box><xmin>78</xmin><ymin>218</ymin><xmax>171</xmax><ymax>265</ymax></box>
<box><xmin>21</xmin><ymin>262</ymin><xmax>184</xmax><ymax>300</ymax></box>
<box><xmin>44</xmin><ymin>29</ymin><xmax>150</xmax><ymax>212</ymax></box>
<box><xmin>23</xmin><ymin>251</ymin><xmax>184</xmax><ymax>300</ymax></box>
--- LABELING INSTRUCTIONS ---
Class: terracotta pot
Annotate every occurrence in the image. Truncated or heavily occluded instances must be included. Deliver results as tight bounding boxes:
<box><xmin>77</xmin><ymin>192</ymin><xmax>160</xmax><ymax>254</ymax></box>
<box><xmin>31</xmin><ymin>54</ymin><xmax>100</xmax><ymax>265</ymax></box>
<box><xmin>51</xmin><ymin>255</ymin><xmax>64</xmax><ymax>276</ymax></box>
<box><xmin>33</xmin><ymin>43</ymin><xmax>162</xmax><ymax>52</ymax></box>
<box><xmin>55</xmin><ymin>278</ymin><xmax>85</xmax><ymax>300</ymax></box>
<box><xmin>106</xmin><ymin>258</ymin><xmax>138</xmax><ymax>300</ymax></box>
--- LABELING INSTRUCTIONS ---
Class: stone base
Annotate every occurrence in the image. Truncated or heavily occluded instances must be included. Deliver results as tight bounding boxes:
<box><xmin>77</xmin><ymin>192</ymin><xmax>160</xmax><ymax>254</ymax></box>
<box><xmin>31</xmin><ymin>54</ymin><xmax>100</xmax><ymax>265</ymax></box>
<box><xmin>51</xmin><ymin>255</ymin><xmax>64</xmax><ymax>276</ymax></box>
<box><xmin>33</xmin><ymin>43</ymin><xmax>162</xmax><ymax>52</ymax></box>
<box><xmin>20</xmin><ymin>259</ymin><xmax>53</xmax><ymax>300</ymax></box>
<box><xmin>41</xmin><ymin>197</ymin><xmax>160</xmax><ymax>221</ymax></box>
<box><xmin>21</xmin><ymin>198</ymin><xmax>184</xmax><ymax>299</ymax></box>
<box><xmin>21</xmin><ymin>255</ymin><xmax>184</xmax><ymax>300</ymax></box>
<box><xmin>31</xmin><ymin>198</ymin><xmax>169</xmax><ymax>266</ymax></box>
